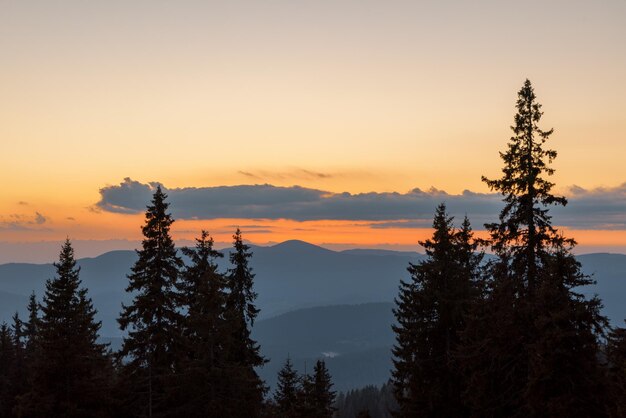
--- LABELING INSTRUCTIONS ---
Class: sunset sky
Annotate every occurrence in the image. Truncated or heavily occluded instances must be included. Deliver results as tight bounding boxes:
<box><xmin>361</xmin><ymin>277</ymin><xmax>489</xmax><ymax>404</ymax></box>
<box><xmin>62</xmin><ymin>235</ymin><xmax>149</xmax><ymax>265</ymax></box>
<box><xmin>1</xmin><ymin>1</ymin><xmax>626</xmax><ymax>262</ymax></box>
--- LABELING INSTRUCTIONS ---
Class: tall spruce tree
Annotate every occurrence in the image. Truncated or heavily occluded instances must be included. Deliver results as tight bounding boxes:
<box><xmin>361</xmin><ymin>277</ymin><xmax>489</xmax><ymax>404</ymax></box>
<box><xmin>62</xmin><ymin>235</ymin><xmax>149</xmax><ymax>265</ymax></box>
<box><xmin>24</xmin><ymin>292</ymin><xmax>40</xmax><ymax>354</ymax></box>
<box><xmin>392</xmin><ymin>204</ymin><xmax>480</xmax><ymax>417</ymax></box>
<box><xmin>8</xmin><ymin>312</ymin><xmax>26</xmax><ymax>415</ymax></box>
<box><xmin>311</xmin><ymin>359</ymin><xmax>336</xmax><ymax>418</ymax></box>
<box><xmin>0</xmin><ymin>323</ymin><xmax>16</xmax><ymax>417</ymax></box>
<box><xmin>274</xmin><ymin>357</ymin><xmax>301</xmax><ymax>418</ymax></box>
<box><xmin>297</xmin><ymin>370</ymin><xmax>316</xmax><ymax>418</ymax></box>
<box><xmin>222</xmin><ymin>228</ymin><xmax>266</xmax><ymax>417</ymax></box>
<box><xmin>176</xmin><ymin>230</ymin><xmax>228</xmax><ymax>417</ymax></box>
<box><xmin>606</xmin><ymin>323</ymin><xmax>626</xmax><ymax>417</ymax></box>
<box><xmin>118</xmin><ymin>186</ymin><xmax>184</xmax><ymax>418</ymax></box>
<box><xmin>461</xmin><ymin>79</ymin><xmax>608</xmax><ymax>416</ymax></box>
<box><xmin>271</xmin><ymin>358</ymin><xmax>335</xmax><ymax>418</ymax></box>
<box><xmin>25</xmin><ymin>239</ymin><xmax>111</xmax><ymax>417</ymax></box>
<box><xmin>11</xmin><ymin>292</ymin><xmax>41</xmax><ymax>417</ymax></box>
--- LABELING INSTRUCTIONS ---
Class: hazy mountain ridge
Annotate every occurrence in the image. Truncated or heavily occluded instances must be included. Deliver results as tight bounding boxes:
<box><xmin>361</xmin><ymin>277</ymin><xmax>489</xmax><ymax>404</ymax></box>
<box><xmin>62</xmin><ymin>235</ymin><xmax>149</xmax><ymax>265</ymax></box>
<box><xmin>104</xmin><ymin>302</ymin><xmax>396</xmax><ymax>391</ymax></box>
<box><xmin>1</xmin><ymin>241</ymin><xmax>626</xmax><ymax>332</ymax></box>
<box><xmin>2</xmin><ymin>241</ymin><xmax>626</xmax><ymax>390</ymax></box>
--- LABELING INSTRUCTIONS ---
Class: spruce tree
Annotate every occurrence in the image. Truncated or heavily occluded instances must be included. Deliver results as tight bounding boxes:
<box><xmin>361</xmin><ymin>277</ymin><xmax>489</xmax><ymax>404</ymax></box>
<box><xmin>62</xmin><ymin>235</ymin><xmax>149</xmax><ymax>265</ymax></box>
<box><xmin>227</xmin><ymin>228</ymin><xmax>260</xmax><ymax>326</ymax></box>
<box><xmin>297</xmin><ymin>370</ymin><xmax>316</xmax><ymax>418</ymax></box>
<box><xmin>525</xmin><ymin>244</ymin><xmax>607</xmax><ymax>415</ymax></box>
<box><xmin>0</xmin><ymin>323</ymin><xmax>16</xmax><ymax>417</ymax></box>
<box><xmin>462</xmin><ymin>79</ymin><xmax>608</xmax><ymax>416</ymax></box>
<box><xmin>311</xmin><ymin>359</ymin><xmax>336</xmax><ymax>418</ymax></box>
<box><xmin>177</xmin><ymin>230</ymin><xmax>228</xmax><ymax>417</ymax></box>
<box><xmin>8</xmin><ymin>312</ymin><xmax>26</xmax><ymax>415</ymax></box>
<box><xmin>26</xmin><ymin>239</ymin><xmax>111</xmax><ymax>417</ymax></box>
<box><xmin>606</xmin><ymin>323</ymin><xmax>626</xmax><ymax>417</ymax></box>
<box><xmin>392</xmin><ymin>204</ymin><xmax>480</xmax><ymax>417</ymax></box>
<box><xmin>24</xmin><ymin>292</ymin><xmax>40</xmax><ymax>355</ymax></box>
<box><xmin>11</xmin><ymin>292</ymin><xmax>41</xmax><ymax>417</ymax></box>
<box><xmin>222</xmin><ymin>228</ymin><xmax>266</xmax><ymax>417</ymax></box>
<box><xmin>118</xmin><ymin>185</ymin><xmax>184</xmax><ymax>417</ymax></box>
<box><xmin>274</xmin><ymin>357</ymin><xmax>301</xmax><ymax>418</ymax></box>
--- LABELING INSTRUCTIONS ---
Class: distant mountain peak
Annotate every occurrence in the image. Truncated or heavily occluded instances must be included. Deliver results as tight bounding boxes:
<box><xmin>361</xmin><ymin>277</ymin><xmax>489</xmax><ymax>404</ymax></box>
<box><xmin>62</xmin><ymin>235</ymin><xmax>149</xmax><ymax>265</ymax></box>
<box><xmin>270</xmin><ymin>240</ymin><xmax>334</xmax><ymax>253</ymax></box>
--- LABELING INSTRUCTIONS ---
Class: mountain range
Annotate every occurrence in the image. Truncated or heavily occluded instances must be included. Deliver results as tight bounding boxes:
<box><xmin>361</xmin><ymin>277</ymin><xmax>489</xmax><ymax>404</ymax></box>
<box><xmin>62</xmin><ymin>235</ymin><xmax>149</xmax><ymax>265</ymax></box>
<box><xmin>1</xmin><ymin>240</ymin><xmax>625</xmax><ymax>390</ymax></box>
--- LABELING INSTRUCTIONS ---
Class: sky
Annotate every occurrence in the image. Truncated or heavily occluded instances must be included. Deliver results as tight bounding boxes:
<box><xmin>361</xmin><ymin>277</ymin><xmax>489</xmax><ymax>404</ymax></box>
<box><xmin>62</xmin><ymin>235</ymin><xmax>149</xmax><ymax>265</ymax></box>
<box><xmin>1</xmin><ymin>1</ymin><xmax>626</xmax><ymax>262</ymax></box>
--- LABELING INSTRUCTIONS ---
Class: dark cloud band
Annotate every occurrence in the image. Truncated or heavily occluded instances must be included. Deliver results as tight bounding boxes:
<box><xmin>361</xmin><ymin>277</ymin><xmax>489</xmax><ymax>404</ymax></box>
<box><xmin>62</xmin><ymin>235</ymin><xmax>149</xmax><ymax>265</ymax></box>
<box><xmin>95</xmin><ymin>178</ymin><xmax>626</xmax><ymax>230</ymax></box>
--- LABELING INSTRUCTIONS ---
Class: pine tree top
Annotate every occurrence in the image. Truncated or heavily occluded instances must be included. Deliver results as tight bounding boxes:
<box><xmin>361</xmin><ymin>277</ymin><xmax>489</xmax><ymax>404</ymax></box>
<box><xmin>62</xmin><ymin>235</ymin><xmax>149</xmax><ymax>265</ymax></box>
<box><xmin>481</xmin><ymin>79</ymin><xmax>574</xmax><ymax>290</ymax></box>
<box><xmin>42</xmin><ymin>239</ymin><xmax>82</xmax><ymax>321</ymax></box>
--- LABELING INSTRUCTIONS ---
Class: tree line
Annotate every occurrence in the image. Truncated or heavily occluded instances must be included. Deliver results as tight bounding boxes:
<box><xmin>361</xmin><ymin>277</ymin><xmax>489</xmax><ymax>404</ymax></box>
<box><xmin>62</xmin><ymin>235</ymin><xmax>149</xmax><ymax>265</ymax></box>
<box><xmin>391</xmin><ymin>80</ymin><xmax>626</xmax><ymax>418</ymax></box>
<box><xmin>0</xmin><ymin>187</ymin><xmax>336</xmax><ymax>417</ymax></box>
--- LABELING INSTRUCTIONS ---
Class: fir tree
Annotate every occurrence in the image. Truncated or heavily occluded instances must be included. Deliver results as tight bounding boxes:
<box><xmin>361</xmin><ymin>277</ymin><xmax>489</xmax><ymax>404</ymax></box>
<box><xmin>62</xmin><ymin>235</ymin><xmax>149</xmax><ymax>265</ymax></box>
<box><xmin>11</xmin><ymin>313</ymin><xmax>23</xmax><ymax>353</ymax></box>
<box><xmin>24</xmin><ymin>292</ymin><xmax>40</xmax><ymax>354</ymax></box>
<box><xmin>462</xmin><ymin>79</ymin><xmax>608</xmax><ymax>416</ymax></box>
<box><xmin>118</xmin><ymin>186</ymin><xmax>184</xmax><ymax>417</ymax></box>
<box><xmin>525</xmin><ymin>243</ymin><xmax>608</xmax><ymax>415</ymax></box>
<box><xmin>334</xmin><ymin>384</ymin><xmax>397</xmax><ymax>418</ymax></box>
<box><xmin>227</xmin><ymin>228</ymin><xmax>260</xmax><ymax>326</ymax></box>
<box><xmin>297</xmin><ymin>370</ymin><xmax>316</xmax><ymax>418</ymax></box>
<box><xmin>481</xmin><ymin>79</ymin><xmax>567</xmax><ymax>294</ymax></box>
<box><xmin>176</xmin><ymin>230</ymin><xmax>228</xmax><ymax>417</ymax></box>
<box><xmin>26</xmin><ymin>239</ymin><xmax>112</xmax><ymax>417</ymax></box>
<box><xmin>12</xmin><ymin>292</ymin><xmax>41</xmax><ymax>417</ymax></box>
<box><xmin>606</xmin><ymin>323</ymin><xmax>626</xmax><ymax>417</ymax></box>
<box><xmin>392</xmin><ymin>204</ymin><xmax>480</xmax><ymax>417</ymax></box>
<box><xmin>8</xmin><ymin>312</ymin><xmax>26</xmax><ymax>415</ymax></box>
<box><xmin>222</xmin><ymin>228</ymin><xmax>266</xmax><ymax>417</ymax></box>
<box><xmin>274</xmin><ymin>357</ymin><xmax>301</xmax><ymax>418</ymax></box>
<box><xmin>311</xmin><ymin>359</ymin><xmax>336</xmax><ymax>418</ymax></box>
<box><xmin>0</xmin><ymin>323</ymin><xmax>16</xmax><ymax>417</ymax></box>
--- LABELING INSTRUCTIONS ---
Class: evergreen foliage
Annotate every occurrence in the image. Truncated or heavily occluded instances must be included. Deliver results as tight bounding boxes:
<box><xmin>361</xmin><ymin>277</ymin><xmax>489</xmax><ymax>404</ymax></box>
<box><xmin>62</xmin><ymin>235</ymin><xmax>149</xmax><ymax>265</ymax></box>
<box><xmin>176</xmin><ymin>230</ymin><xmax>228</xmax><ymax>417</ymax></box>
<box><xmin>334</xmin><ymin>383</ymin><xmax>397</xmax><ymax>418</ymax></box>
<box><xmin>391</xmin><ymin>204</ymin><xmax>481</xmax><ymax>417</ymax></box>
<box><xmin>272</xmin><ymin>357</ymin><xmax>336</xmax><ymax>418</ymax></box>
<box><xmin>24</xmin><ymin>292</ymin><xmax>40</xmax><ymax>355</ymax></box>
<box><xmin>1</xmin><ymin>79</ymin><xmax>625</xmax><ymax>418</ymax></box>
<box><xmin>117</xmin><ymin>186</ymin><xmax>184</xmax><ymax>417</ymax></box>
<box><xmin>0</xmin><ymin>323</ymin><xmax>16</xmax><ymax>417</ymax></box>
<box><xmin>25</xmin><ymin>240</ymin><xmax>112</xmax><ymax>417</ymax></box>
<box><xmin>274</xmin><ymin>357</ymin><xmax>301</xmax><ymax>418</ymax></box>
<box><xmin>222</xmin><ymin>228</ymin><xmax>266</xmax><ymax>417</ymax></box>
<box><xmin>460</xmin><ymin>79</ymin><xmax>609</xmax><ymax>416</ymax></box>
<box><xmin>311</xmin><ymin>359</ymin><xmax>336</xmax><ymax>418</ymax></box>
<box><xmin>606</xmin><ymin>323</ymin><xmax>626</xmax><ymax>417</ymax></box>
<box><xmin>8</xmin><ymin>313</ymin><xmax>26</xmax><ymax>415</ymax></box>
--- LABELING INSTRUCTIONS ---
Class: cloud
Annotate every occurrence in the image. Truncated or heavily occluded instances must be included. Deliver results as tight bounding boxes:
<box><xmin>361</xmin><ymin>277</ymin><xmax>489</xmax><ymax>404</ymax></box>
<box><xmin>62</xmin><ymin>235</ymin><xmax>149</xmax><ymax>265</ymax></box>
<box><xmin>301</xmin><ymin>169</ymin><xmax>332</xmax><ymax>179</ymax></box>
<box><xmin>238</xmin><ymin>171</ymin><xmax>261</xmax><ymax>179</ymax></box>
<box><xmin>556</xmin><ymin>183</ymin><xmax>626</xmax><ymax>230</ymax></box>
<box><xmin>369</xmin><ymin>220</ymin><xmax>434</xmax><ymax>229</ymax></box>
<box><xmin>95</xmin><ymin>178</ymin><xmax>499</xmax><ymax>223</ymax></box>
<box><xmin>97</xmin><ymin>178</ymin><xmax>159</xmax><ymax>214</ymax></box>
<box><xmin>34</xmin><ymin>212</ymin><xmax>47</xmax><ymax>224</ymax></box>
<box><xmin>95</xmin><ymin>178</ymin><xmax>626</xmax><ymax>230</ymax></box>
<box><xmin>0</xmin><ymin>212</ymin><xmax>50</xmax><ymax>231</ymax></box>
<box><xmin>236</xmin><ymin>168</ymin><xmax>334</xmax><ymax>181</ymax></box>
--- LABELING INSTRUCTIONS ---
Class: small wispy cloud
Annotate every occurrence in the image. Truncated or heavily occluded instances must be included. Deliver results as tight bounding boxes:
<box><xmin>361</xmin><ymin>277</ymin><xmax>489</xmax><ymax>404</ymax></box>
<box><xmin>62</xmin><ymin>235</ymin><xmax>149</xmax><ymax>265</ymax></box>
<box><xmin>0</xmin><ymin>212</ymin><xmax>50</xmax><ymax>231</ymax></box>
<box><xmin>34</xmin><ymin>212</ymin><xmax>47</xmax><ymax>225</ymax></box>
<box><xmin>237</xmin><ymin>168</ymin><xmax>334</xmax><ymax>181</ymax></box>
<box><xmin>238</xmin><ymin>171</ymin><xmax>261</xmax><ymax>179</ymax></box>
